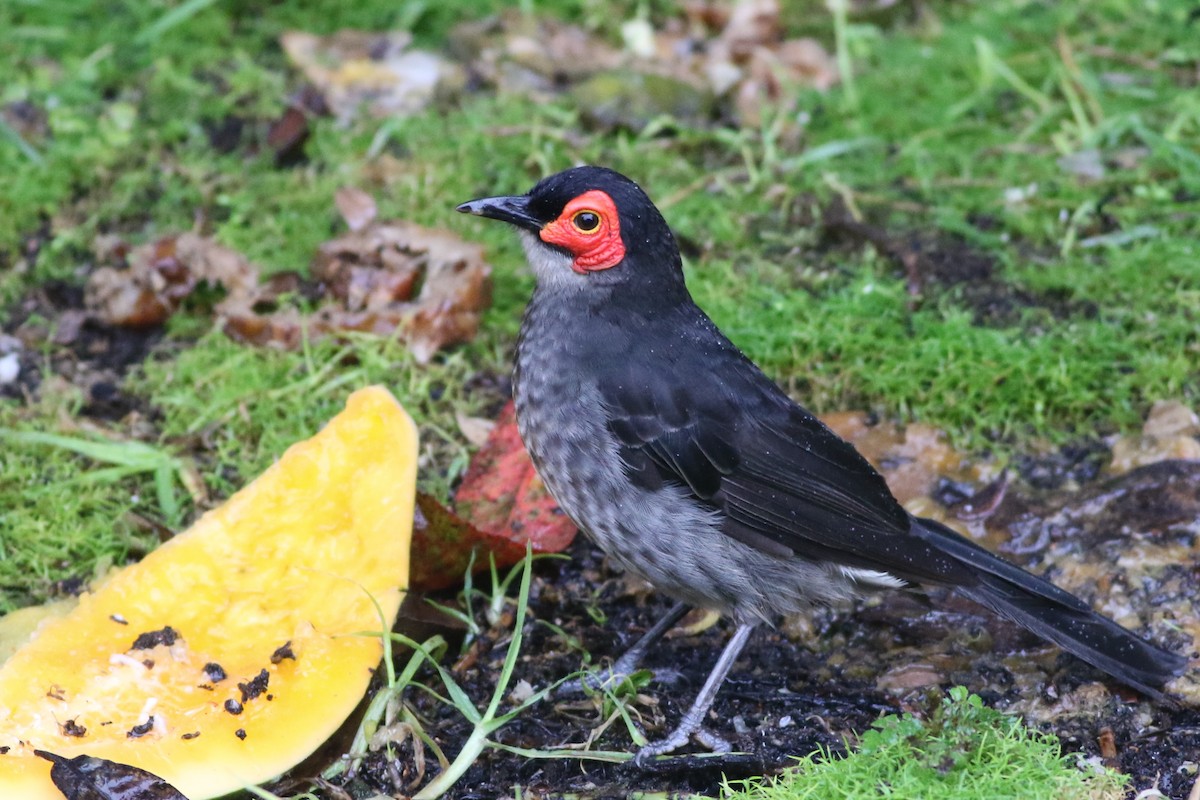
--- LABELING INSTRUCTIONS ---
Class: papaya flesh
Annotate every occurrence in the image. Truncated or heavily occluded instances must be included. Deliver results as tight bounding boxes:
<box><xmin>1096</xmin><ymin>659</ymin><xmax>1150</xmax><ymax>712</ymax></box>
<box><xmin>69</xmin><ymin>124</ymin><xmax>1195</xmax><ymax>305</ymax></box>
<box><xmin>0</xmin><ymin>386</ymin><xmax>416</xmax><ymax>799</ymax></box>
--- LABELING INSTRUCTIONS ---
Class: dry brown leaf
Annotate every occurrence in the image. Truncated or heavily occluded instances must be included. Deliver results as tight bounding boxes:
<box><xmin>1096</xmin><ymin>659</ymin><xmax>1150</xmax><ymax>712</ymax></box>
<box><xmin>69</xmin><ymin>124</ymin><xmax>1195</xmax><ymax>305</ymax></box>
<box><xmin>85</xmin><ymin>234</ymin><xmax>259</xmax><ymax>328</ymax></box>
<box><xmin>221</xmin><ymin>215</ymin><xmax>492</xmax><ymax>363</ymax></box>
<box><xmin>1108</xmin><ymin>400</ymin><xmax>1200</xmax><ymax>474</ymax></box>
<box><xmin>1143</xmin><ymin>399</ymin><xmax>1200</xmax><ymax>439</ymax></box>
<box><xmin>86</xmin><ymin>196</ymin><xmax>491</xmax><ymax>363</ymax></box>
<box><xmin>449</xmin><ymin>0</ymin><xmax>836</xmax><ymax>128</ymax></box>
<box><xmin>335</xmin><ymin>187</ymin><xmax>378</xmax><ymax>232</ymax></box>
<box><xmin>455</xmin><ymin>411</ymin><xmax>496</xmax><ymax>448</ymax></box>
<box><xmin>682</xmin><ymin>0</ymin><xmax>733</xmax><ymax>33</ymax></box>
<box><xmin>708</xmin><ymin>1</ymin><xmax>838</xmax><ymax>125</ymax></box>
<box><xmin>719</xmin><ymin>0</ymin><xmax>783</xmax><ymax>62</ymax></box>
<box><xmin>450</xmin><ymin>11</ymin><xmax>623</xmax><ymax>99</ymax></box>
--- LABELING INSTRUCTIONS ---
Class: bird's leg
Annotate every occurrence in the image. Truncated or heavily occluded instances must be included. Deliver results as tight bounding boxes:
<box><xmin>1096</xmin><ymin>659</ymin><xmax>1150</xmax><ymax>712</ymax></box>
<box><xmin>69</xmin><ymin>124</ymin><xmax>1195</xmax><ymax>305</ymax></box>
<box><xmin>559</xmin><ymin>601</ymin><xmax>689</xmax><ymax>696</ymax></box>
<box><xmin>609</xmin><ymin>601</ymin><xmax>690</xmax><ymax>680</ymax></box>
<box><xmin>634</xmin><ymin>622</ymin><xmax>754</xmax><ymax>765</ymax></box>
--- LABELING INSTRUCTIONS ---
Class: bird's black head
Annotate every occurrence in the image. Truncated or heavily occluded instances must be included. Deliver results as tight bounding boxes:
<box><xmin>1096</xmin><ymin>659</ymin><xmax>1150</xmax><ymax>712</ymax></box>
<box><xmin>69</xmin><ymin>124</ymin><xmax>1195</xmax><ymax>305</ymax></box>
<box><xmin>457</xmin><ymin>166</ymin><xmax>683</xmax><ymax>292</ymax></box>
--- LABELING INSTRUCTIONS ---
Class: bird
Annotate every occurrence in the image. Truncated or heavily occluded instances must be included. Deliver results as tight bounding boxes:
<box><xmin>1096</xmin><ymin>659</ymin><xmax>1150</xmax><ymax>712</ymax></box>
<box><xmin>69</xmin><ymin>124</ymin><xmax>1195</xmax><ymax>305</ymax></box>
<box><xmin>456</xmin><ymin>165</ymin><xmax>1188</xmax><ymax>762</ymax></box>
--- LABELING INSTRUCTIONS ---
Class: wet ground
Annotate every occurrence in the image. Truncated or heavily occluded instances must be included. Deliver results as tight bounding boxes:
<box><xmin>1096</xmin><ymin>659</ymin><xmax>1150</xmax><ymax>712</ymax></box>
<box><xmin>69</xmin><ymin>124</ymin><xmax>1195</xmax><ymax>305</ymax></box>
<box><xmin>1</xmin><ymin>279</ymin><xmax>162</xmax><ymax>419</ymax></box>
<box><xmin>342</xmin><ymin>451</ymin><xmax>1199</xmax><ymax>799</ymax></box>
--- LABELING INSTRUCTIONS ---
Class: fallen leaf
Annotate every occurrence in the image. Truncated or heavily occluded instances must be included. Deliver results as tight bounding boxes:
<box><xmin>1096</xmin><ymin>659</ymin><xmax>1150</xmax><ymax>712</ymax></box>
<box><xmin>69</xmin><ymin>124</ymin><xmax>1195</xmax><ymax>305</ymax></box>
<box><xmin>222</xmin><ymin>216</ymin><xmax>492</xmax><ymax>362</ymax></box>
<box><xmin>408</xmin><ymin>402</ymin><xmax>580</xmax><ymax>593</ymax></box>
<box><xmin>453</xmin><ymin>400</ymin><xmax>577</xmax><ymax>555</ymax></box>
<box><xmin>36</xmin><ymin>751</ymin><xmax>189</xmax><ymax>800</ymax></box>
<box><xmin>1108</xmin><ymin>400</ymin><xmax>1200</xmax><ymax>474</ymax></box>
<box><xmin>1143</xmin><ymin>399</ymin><xmax>1200</xmax><ymax>439</ymax></box>
<box><xmin>720</xmin><ymin>0</ymin><xmax>782</xmax><ymax>62</ymax></box>
<box><xmin>266</xmin><ymin>86</ymin><xmax>329</xmax><ymax>166</ymax></box>
<box><xmin>450</xmin><ymin>11</ymin><xmax>623</xmax><ymax>100</ymax></box>
<box><xmin>85</xmin><ymin>234</ymin><xmax>259</xmax><ymax>328</ymax></box>
<box><xmin>410</xmin><ymin>493</ymin><xmax>528</xmax><ymax>592</ymax></box>
<box><xmin>449</xmin><ymin>0</ymin><xmax>836</xmax><ymax>129</ymax></box>
<box><xmin>87</xmin><ymin>193</ymin><xmax>492</xmax><ymax>363</ymax></box>
<box><xmin>681</xmin><ymin>0</ymin><xmax>733</xmax><ymax>32</ymax></box>
<box><xmin>876</xmin><ymin>663</ymin><xmax>944</xmax><ymax>694</ymax></box>
<box><xmin>334</xmin><ymin>187</ymin><xmax>378</xmax><ymax>232</ymax></box>
<box><xmin>266</xmin><ymin>108</ymin><xmax>309</xmax><ymax>165</ymax></box>
<box><xmin>731</xmin><ymin>37</ymin><xmax>838</xmax><ymax>126</ymax></box>
<box><xmin>705</xmin><ymin>0</ymin><xmax>837</xmax><ymax>126</ymax></box>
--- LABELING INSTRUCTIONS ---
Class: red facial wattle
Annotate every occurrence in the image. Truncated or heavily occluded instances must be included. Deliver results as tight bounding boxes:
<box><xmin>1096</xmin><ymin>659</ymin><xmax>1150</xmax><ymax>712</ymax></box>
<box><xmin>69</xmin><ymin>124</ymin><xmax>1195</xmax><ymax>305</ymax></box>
<box><xmin>539</xmin><ymin>189</ymin><xmax>626</xmax><ymax>274</ymax></box>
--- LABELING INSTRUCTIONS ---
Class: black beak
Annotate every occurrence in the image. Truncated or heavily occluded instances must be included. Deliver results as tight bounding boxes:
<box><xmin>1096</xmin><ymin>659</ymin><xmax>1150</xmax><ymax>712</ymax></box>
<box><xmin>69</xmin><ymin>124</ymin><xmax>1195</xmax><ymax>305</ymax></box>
<box><xmin>456</xmin><ymin>194</ymin><xmax>543</xmax><ymax>232</ymax></box>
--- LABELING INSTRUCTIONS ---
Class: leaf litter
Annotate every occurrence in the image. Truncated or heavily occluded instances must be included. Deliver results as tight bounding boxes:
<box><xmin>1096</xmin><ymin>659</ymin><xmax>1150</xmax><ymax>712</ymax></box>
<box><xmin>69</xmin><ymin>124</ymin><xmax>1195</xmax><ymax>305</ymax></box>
<box><xmin>84</xmin><ymin>189</ymin><xmax>492</xmax><ymax>364</ymax></box>
<box><xmin>279</xmin><ymin>30</ymin><xmax>466</xmax><ymax>124</ymax></box>
<box><xmin>409</xmin><ymin>399</ymin><xmax>578</xmax><ymax>592</ymax></box>
<box><xmin>285</xmin><ymin>0</ymin><xmax>838</xmax><ymax>133</ymax></box>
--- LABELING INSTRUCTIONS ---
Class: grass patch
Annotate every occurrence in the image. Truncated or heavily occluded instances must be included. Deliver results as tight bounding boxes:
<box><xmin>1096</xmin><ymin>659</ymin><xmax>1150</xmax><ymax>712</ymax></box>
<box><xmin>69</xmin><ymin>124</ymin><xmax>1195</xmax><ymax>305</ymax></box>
<box><xmin>721</xmin><ymin>688</ymin><xmax>1127</xmax><ymax>800</ymax></box>
<box><xmin>0</xmin><ymin>415</ymin><xmax>160</xmax><ymax>612</ymax></box>
<box><xmin>4</xmin><ymin>0</ymin><xmax>1195</xmax><ymax>446</ymax></box>
<box><xmin>134</xmin><ymin>328</ymin><xmax>505</xmax><ymax>500</ymax></box>
<box><xmin>0</xmin><ymin>328</ymin><xmax>504</xmax><ymax>611</ymax></box>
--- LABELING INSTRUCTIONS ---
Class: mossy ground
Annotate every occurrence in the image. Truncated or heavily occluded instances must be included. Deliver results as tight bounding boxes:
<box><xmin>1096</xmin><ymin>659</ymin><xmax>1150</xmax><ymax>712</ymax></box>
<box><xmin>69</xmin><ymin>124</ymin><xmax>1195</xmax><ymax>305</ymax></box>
<box><xmin>1</xmin><ymin>0</ymin><xmax>1195</xmax><ymax>794</ymax></box>
<box><xmin>721</xmin><ymin>688</ymin><xmax>1126</xmax><ymax>800</ymax></box>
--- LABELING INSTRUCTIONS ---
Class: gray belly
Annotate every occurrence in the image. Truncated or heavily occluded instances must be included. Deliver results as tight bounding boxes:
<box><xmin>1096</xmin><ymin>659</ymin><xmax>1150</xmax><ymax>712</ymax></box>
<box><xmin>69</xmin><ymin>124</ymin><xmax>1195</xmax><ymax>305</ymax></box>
<box><xmin>514</xmin><ymin>322</ymin><xmax>870</xmax><ymax>623</ymax></box>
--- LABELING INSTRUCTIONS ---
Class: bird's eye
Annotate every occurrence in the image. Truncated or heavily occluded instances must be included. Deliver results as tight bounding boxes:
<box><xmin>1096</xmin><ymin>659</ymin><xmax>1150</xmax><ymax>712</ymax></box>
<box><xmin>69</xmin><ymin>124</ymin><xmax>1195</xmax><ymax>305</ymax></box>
<box><xmin>572</xmin><ymin>210</ymin><xmax>601</xmax><ymax>233</ymax></box>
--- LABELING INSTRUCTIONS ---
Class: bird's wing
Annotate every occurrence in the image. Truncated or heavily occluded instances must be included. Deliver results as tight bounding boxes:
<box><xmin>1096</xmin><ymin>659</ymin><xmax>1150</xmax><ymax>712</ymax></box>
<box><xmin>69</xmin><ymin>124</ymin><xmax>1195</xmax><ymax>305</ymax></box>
<box><xmin>600</xmin><ymin>357</ymin><xmax>974</xmax><ymax>586</ymax></box>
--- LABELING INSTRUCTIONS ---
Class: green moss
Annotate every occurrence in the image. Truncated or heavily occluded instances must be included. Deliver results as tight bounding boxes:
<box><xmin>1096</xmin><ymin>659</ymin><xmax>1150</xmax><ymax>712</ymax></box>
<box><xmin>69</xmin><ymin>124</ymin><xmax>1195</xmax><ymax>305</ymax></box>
<box><xmin>132</xmin><ymin>328</ymin><xmax>501</xmax><ymax>500</ymax></box>
<box><xmin>0</xmin><ymin>408</ymin><xmax>162</xmax><ymax>613</ymax></box>
<box><xmin>722</xmin><ymin>688</ymin><xmax>1127</xmax><ymax>800</ymax></box>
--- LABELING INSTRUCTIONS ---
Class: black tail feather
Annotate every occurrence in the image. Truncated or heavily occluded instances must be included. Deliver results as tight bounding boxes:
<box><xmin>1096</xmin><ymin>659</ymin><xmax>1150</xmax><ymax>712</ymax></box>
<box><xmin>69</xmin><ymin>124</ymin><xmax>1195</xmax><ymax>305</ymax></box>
<box><xmin>913</xmin><ymin>517</ymin><xmax>1189</xmax><ymax>696</ymax></box>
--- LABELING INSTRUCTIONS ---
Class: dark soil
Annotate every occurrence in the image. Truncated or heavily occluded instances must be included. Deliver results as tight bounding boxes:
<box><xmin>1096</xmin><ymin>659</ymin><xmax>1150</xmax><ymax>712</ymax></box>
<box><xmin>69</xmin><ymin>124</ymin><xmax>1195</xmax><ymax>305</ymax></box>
<box><xmin>1</xmin><ymin>280</ymin><xmax>161</xmax><ymax>420</ymax></box>
<box><xmin>818</xmin><ymin>200</ymin><xmax>1099</xmax><ymax>326</ymax></box>
<box><xmin>333</xmin><ymin>516</ymin><xmax>1198</xmax><ymax>800</ymax></box>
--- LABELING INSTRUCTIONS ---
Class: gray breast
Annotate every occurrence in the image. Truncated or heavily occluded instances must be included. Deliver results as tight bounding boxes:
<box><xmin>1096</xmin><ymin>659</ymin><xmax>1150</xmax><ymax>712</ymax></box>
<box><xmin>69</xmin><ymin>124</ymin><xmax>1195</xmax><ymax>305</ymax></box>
<box><xmin>513</xmin><ymin>292</ymin><xmax>874</xmax><ymax>623</ymax></box>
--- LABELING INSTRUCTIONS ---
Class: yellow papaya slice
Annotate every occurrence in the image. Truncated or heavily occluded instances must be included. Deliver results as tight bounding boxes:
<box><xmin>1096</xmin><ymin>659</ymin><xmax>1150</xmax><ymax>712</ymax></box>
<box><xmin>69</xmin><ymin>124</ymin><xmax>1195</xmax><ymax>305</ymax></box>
<box><xmin>0</xmin><ymin>386</ymin><xmax>416</xmax><ymax>799</ymax></box>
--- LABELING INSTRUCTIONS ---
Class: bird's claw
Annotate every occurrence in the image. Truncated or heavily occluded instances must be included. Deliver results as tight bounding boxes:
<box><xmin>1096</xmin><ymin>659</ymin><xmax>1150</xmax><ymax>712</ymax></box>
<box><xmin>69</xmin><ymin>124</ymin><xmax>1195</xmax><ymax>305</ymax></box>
<box><xmin>693</xmin><ymin>727</ymin><xmax>733</xmax><ymax>753</ymax></box>
<box><xmin>632</xmin><ymin>724</ymin><xmax>732</xmax><ymax>767</ymax></box>
<box><xmin>632</xmin><ymin>730</ymin><xmax>690</xmax><ymax>767</ymax></box>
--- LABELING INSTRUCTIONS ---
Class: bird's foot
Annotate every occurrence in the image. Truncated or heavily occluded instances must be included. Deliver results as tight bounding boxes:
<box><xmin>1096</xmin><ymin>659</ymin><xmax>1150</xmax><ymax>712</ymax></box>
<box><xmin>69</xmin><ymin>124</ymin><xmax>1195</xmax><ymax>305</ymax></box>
<box><xmin>632</xmin><ymin>717</ymin><xmax>732</xmax><ymax>767</ymax></box>
<box><xmin>631</xmin><ymin>622</ymin><xmax>755</xmax><ymax>767</ymax></box>
<box><xmin>693</xmin><ymin>727</ymin><xmax>733</xmax><ymax>753</ymax></box>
